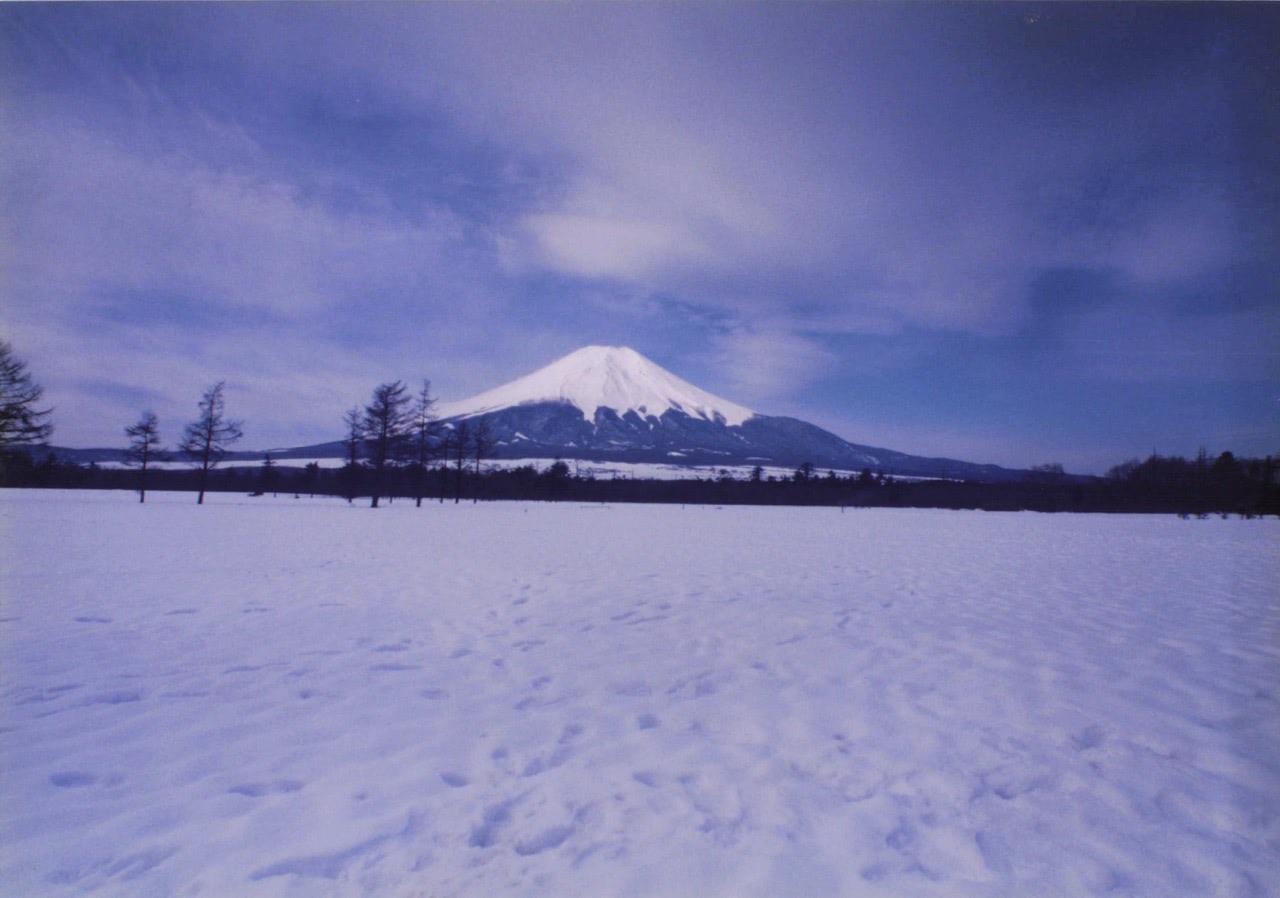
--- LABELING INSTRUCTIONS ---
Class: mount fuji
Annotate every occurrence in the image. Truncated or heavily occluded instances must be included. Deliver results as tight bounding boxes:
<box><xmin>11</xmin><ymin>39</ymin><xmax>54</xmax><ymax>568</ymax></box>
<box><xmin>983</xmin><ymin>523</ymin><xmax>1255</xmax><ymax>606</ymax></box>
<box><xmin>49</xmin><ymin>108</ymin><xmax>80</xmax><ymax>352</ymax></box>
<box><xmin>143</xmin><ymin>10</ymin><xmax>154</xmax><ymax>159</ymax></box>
<box><xmin>436</xmin><ymin>345</ymin><xmax>754</xmax><ymax>428</ymax></box>
<box><xmin>421</xmin><ymin>346</ymin><xmax>1028</xmax><ymax>481</ymax></box>
<box><xmin>41</xmin><ymin>345</ymin><xmax>1033</xmax><ymax>481</ymax></box>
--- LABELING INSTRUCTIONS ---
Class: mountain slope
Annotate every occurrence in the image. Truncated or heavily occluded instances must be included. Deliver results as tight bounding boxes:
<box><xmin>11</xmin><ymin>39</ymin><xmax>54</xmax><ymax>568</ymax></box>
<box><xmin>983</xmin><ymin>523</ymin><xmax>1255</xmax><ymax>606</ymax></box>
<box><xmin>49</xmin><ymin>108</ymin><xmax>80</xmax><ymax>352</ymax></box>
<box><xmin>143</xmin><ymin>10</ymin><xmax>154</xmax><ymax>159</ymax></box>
<box><xmin>435</xmin><ymin>346</ymin><xmax>1030</xmax><ymax>481</ymax></box>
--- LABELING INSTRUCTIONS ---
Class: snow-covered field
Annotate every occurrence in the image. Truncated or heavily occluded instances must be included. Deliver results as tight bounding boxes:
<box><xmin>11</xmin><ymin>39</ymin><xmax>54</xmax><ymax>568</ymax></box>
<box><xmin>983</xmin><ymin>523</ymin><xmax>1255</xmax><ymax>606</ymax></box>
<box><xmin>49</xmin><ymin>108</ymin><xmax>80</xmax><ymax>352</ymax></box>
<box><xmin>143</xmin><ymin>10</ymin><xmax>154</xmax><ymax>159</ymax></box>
<box><xmin>1</xmin><ymin>490</ymin><xmax>1276</xmax><ymax>898</ymax></box>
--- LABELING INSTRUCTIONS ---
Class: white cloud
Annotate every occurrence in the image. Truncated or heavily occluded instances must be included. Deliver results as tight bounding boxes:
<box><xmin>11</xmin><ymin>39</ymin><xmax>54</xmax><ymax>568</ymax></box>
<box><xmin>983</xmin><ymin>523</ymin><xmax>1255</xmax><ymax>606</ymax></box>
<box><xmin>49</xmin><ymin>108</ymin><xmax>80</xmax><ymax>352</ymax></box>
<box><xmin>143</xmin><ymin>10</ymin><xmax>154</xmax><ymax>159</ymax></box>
<box><xmin>1105</xmin><ymin>191</ymin><xmax>1239</xmax><ymax>285</ymax></box>
<box><xmin>705</xmin><ymin>326</ymin><xmax>840</xmax><ymax>408</ymax></box>
<box><xmin>523</xmin><ymin>214</ymin><xmax>705</xmax><ymax>282</ymax></box>
<box><xmin>85</xmin><ymin>4</ymin><xmax>1243</xmax><ymax>344</ymax></box>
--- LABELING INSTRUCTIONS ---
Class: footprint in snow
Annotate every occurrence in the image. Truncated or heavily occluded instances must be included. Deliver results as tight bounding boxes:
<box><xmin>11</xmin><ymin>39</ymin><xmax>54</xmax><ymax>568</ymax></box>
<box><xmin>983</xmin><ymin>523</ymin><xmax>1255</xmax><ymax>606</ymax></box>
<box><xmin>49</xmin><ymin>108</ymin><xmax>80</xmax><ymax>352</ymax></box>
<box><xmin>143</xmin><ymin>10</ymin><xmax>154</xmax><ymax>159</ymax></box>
<box><xmin>975</xmin><ymin>829</ymin><xmax>1014</xmax><ymax>874</ymax></box>
<box><xmin>17</xmin><ymin>684</ymin><xmax>81</xmax><ymax>705</ymax></box>
<box><xmin>50</xmin><ymin>771</ymin><xmax>97</xmax><ymax>788</ymax></box>
<box><xmin>514</xmin><ymin>825</ymin><xmax>574</xmax><ymax>856</ymax></box>
<box><xmin>47</xmin><ymin>845</ymin><xmax>178</xmax><ymax>885</ymax></box>
<box><xmin>251</xmin><ymin>814</ymin><xmax>421</xmax><ymax>881</ymax></box>
<box><xmin>521</xmin><ymin>725</ymin><xmax>581</xmax><ymax>776</ymax></box>
<box><xmin>85</xmin><ymin>690</ymin><xmax>142</xmax><ymax>706</ymax></box>
<box><xmin>611</xmin><ymin>680</ymin><xmax>652</xmax><ymax>697</ymax></box>
<box><xmin>884</xmin><ymin>819</ymin><xmax>918</xmax><ymax>851</ymax></box>
<box><xmin>1071</xmin><ymin>724</ymin><xmax>1107</xmax><ymax>751</ymax></box>
<box><xmin>229</xmin><ymin>779</ymin><xmax>305</xmax><ymax>797</ymax></box>
<box><xmin>469</xmin><ymin>799</ymin><xmax>517</xmax><ymax>849</ymax></box>
<box><xmin>981</xmin><ymin>764</ymin><xmax>1054</xmax><ymax>800</ymax></box>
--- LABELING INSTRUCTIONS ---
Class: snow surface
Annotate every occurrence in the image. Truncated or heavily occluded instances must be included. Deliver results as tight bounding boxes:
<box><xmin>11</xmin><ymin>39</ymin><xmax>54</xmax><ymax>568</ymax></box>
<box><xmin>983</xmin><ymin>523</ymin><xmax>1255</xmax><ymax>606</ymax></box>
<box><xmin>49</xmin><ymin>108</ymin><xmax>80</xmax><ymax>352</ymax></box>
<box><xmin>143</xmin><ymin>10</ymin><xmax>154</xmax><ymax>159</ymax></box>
<box><xmin>2</xmin><ymin>490</ymin><xmax>1278</xmax><ymax>898</ymax></box>
<box><xmin>436</xmin><ymin>345</ymin><xmax>755</xmax><ymax>427</ymax></box>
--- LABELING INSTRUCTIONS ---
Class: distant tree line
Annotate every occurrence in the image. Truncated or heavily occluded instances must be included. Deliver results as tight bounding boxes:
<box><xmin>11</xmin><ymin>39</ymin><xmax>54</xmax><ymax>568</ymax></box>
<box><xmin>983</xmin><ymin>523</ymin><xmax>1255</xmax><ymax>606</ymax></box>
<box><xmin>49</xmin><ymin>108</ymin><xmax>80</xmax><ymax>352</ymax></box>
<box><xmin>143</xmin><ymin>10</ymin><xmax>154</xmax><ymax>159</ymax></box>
<box><xmin>1100</xmin><ymin>451</ymin><xmax>1279</xmax><ymax>517</ymax></box>
<box><xmin>1</xmin><ymin>337</ymin><xmax>1277</xmax><ymax>515</ymax></box>
<box><xmin>5</xmin><ymin>448</ymin><xmax>1278</xmax><ymax>516</ymax></box>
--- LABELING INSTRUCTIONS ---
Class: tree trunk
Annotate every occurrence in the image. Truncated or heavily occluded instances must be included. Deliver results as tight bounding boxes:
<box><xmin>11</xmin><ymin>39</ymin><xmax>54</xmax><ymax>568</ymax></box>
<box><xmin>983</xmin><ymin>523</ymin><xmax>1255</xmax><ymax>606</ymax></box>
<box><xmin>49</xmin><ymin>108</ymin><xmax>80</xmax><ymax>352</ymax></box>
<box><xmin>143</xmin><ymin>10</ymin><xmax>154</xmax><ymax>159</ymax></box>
<box><xmin>196</xmin><ymin>441</ymin><xmax>211</xmax><ymax>504</ymax></box>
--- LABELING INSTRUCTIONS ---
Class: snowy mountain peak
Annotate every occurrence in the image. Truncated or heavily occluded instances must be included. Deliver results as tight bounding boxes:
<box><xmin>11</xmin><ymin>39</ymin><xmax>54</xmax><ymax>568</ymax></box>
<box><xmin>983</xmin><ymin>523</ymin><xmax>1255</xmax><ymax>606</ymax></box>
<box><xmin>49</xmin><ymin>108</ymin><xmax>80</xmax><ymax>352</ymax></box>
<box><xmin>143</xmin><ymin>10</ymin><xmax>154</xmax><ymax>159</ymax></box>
<box><xmin>438</xmin><ymin>345</ymin><xmax>755</xmax><ymax>426</ymax></box>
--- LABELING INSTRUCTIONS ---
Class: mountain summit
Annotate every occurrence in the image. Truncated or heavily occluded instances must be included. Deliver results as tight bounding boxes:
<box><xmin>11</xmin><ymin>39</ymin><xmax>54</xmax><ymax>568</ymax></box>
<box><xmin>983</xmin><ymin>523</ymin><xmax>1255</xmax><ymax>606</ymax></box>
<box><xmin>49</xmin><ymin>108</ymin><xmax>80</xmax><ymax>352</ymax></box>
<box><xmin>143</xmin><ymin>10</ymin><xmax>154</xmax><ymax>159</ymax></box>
<box><xmin>438</xmin><ymin>346</ymin><xmax>754</xmax><ymax>426</ymax></box>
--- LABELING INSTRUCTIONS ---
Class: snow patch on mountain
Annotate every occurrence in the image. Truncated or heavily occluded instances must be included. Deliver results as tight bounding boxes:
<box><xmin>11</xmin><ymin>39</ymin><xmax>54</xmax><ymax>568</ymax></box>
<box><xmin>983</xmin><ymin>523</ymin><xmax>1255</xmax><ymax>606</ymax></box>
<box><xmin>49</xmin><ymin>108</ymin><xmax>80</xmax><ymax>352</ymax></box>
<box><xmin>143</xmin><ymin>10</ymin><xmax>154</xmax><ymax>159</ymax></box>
<box><xmin>437</xmin><ymin>346</ymin><xmax>755</xmax><ymax>427</ymax></box>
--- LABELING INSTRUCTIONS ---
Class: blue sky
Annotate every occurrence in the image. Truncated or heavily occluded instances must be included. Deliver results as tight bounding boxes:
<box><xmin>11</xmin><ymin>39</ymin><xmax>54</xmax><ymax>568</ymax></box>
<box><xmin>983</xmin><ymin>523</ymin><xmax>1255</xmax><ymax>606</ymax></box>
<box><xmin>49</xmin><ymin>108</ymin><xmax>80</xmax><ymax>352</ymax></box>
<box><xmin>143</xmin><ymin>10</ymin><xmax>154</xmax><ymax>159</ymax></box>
<box><xmin>2</xmin><ymin>2</ymin><xmax>1276</xmax><ymax>472</ymax></box>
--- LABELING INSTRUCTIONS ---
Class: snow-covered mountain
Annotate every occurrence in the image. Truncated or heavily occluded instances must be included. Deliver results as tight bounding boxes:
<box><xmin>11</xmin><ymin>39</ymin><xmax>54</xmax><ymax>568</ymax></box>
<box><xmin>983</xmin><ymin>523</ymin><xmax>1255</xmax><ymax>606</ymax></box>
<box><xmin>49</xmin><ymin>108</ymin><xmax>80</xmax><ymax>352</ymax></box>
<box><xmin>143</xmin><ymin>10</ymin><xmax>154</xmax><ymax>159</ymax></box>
<box><xmin>430</xmin><ymin>346</ymin><xmax>1029</xmax><ymax>481</ymax></box>
<box><xmin>437</xmin><ymin>345</ymin><xmax>753</xmax><ymax>427</ymax></box>
<box><xmin>42</xmin><ymin>346</ymin><xmax>1035</xmax><ymax>480</ymax></box>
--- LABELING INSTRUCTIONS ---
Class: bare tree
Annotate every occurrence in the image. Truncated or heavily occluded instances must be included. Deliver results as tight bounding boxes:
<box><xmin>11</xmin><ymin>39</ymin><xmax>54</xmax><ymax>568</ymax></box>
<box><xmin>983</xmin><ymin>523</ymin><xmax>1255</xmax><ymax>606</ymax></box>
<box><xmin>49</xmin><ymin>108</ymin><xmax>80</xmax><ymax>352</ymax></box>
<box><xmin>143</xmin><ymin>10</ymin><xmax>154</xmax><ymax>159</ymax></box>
<box><xmin>448</xmin><ymin>419</ymin><xmax>471</xmax><ymax>504</ymax></box>
<box><xmin>302</xmin><ymin>461</ymin><xmax>320</xmax><ymax>498</ymax></box>
<box><xmin>124</xmin><ymin>410</ymin><xmax>164</xmax><ymax>503</ymax></box>
<box><xmin>362</xmin><ymin>381</ymin><xmax>411</xmax><ymax>508</ymax></box>
<box><xmin>257</xmin><ymin>453</ymin><xmax>280</xmax><ymax>497</ymax></box>
<box><xmin>470</xmin><ymin>414</ymin><xmax>495</xmax><ymax>503</ymax></box>
<box><xmin>410</xmin><ymin>380</ymin><xmax>440</xmax><ymax>508</ymax></box>
<box><xmin>0</xmin><ymin>339</ymin><xmax>53</xmax><ymax>450</ymax></box>
<box><xmin>341</xmin><ymin>405</ymin><xmax>364</xmax><ymax>504</ymax></box>
<box><xmin>179</xmin><ymin>381</ymin><xmax>243</xmax><ymax>505</ymax></box>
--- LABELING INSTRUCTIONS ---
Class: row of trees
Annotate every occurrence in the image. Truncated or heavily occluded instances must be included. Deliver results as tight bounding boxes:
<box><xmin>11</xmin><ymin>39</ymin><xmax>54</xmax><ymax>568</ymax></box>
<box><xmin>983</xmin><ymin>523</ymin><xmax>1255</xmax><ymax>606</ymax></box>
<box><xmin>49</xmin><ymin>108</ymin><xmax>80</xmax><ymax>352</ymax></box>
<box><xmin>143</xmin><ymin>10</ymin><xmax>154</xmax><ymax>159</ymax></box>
<box><xmin>0</xmin><ymin>340</ymin><xmax>250</xmax><ymax>504</ymax></box>
<box><xmin>14</xmin><ymin>447</ymin><xmax>1277</xmax><ymax>515</ymax></box>
<box><xmin>121</xmin><ymin>377</ymin><xmax>498</xmax><ymax>507</ymax></box>
<box><xmin>341</xmin><ymin>380</ymin><xmax>496</xmax><ymax>508</ymax></box>
<box><xmin>1103</xmin><ymin>450</ymin><xmax>1278</xmax><ymax>516</ymax></box>
<box><xmin>0</xmin><ymin>348</ymin><xmax>497</xmax><ymax>506</ymax></box>
<box><xmin>123</xmin><ymin>382</ymin><xmax>245</xmax><ymax>504</ymax></box>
